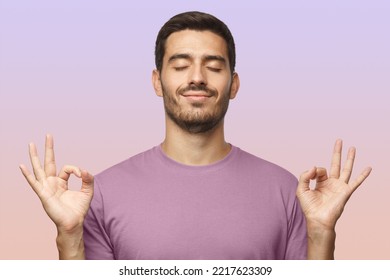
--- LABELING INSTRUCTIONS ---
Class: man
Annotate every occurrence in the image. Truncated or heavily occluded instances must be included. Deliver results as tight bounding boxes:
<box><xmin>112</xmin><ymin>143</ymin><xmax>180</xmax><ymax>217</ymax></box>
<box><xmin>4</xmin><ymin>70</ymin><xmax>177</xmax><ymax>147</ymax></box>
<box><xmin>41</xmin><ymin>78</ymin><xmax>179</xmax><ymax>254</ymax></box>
<box><xmin>20</xmin><ymin>11</ymin><xmax>371</xmax><ymax>260</ymax></box>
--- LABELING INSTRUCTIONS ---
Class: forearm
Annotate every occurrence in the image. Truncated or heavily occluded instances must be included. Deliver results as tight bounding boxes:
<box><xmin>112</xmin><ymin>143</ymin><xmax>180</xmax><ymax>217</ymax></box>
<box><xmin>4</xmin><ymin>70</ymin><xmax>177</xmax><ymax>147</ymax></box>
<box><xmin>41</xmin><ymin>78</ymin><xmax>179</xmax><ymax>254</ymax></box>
<box><xmin>56</xmin><ymin>225</ymin><xmax>86</xmax><ymax>260</ymax></box>
<box><xmin>306</xmin><ymin>221</ymin><xmax>336</xmax><ymax>260</ymax></box>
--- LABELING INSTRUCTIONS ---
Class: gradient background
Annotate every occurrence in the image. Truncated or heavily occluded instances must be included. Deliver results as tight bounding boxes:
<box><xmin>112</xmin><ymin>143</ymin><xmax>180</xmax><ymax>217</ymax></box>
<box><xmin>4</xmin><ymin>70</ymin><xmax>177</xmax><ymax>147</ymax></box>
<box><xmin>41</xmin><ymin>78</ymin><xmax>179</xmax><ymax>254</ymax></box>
<box><xmin>1</xmin><ymin>0</ymin><xmax>389</xmax><ymax>259</ymax></box>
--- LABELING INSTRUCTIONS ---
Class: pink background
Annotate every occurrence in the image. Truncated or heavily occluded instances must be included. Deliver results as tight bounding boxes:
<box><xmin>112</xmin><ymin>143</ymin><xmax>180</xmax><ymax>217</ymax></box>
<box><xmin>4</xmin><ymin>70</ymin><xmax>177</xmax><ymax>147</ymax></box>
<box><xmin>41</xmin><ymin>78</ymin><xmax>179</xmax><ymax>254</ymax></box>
<box><xmin>1</xmin><ymin>1</ymin><xmax>389</xmax><ymax>259</ymax></box>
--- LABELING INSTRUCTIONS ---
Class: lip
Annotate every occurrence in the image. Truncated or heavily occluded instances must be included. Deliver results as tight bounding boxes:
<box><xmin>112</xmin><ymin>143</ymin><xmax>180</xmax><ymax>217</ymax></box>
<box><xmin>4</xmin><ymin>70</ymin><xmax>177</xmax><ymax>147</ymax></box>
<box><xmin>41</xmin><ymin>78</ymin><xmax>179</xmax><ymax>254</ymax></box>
<box><xmin>181</xmin><ymin>90</ymin><xmax>212</xmax><ymax>97</ymax></box>
<box><xmin>182</xmin><ymin>95</ymin><xmax>210</xmax><ymax>101</ymax></box>
<box><xmin>181</xmin><ymin>90</ymin><xmax>213</xmax><ymax>100</ymax></box>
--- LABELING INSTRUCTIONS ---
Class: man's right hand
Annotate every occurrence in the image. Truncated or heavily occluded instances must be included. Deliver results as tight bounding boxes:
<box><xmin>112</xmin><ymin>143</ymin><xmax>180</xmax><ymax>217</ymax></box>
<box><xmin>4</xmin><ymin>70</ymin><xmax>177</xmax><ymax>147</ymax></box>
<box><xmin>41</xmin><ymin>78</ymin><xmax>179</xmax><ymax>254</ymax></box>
<box><xmin>20</xmin><ymin>134</ymin><xmax>93</xmax><ymax>259</ymax></box>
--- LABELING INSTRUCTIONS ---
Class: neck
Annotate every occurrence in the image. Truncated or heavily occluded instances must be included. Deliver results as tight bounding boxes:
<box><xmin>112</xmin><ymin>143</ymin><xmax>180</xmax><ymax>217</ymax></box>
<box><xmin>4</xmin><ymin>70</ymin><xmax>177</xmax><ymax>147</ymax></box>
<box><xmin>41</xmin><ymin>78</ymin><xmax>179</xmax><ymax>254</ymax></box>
<box><xmin>161</xmin><ymin>117</ymin><xmax>231</xmax><ymax>166</ymax></box>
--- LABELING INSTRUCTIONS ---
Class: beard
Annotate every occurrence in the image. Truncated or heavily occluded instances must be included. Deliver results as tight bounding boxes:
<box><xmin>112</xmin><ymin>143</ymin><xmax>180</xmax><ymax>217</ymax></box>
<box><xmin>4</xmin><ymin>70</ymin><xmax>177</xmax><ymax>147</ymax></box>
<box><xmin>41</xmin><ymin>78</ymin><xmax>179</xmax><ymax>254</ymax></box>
<box><xmin>162</xmin><ymin>83</ymin><xmax>231</xmax><ymax>134</ymax></box>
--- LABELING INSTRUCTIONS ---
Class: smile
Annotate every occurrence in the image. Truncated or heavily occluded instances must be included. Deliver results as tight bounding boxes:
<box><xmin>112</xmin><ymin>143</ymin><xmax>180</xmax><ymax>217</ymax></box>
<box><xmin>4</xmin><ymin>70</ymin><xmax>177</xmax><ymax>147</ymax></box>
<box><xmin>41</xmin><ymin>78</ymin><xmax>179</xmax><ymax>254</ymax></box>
<box><xmin>181</xmin><ymin>91</ymin><xmax>213</xmax><ymax>101</ymax></box>
<box><xmin>182</xmin><ymin>94</ymin><xmax>211</xmax><ymax>102</ymax></box>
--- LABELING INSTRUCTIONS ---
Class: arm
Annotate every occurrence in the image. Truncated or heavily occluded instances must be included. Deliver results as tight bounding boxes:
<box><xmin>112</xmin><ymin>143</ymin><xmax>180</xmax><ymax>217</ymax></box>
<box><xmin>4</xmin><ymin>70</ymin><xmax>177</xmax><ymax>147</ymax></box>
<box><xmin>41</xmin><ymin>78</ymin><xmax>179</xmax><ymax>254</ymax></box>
<box><xmin>296</xmin><ymin>139</ymin><xmax>372</xmax><ymax>259</ymax></box>
<box><xmin>20</xmin><ymin>134</ymin><xmax>93</xmax><ymax>259</ymax></box>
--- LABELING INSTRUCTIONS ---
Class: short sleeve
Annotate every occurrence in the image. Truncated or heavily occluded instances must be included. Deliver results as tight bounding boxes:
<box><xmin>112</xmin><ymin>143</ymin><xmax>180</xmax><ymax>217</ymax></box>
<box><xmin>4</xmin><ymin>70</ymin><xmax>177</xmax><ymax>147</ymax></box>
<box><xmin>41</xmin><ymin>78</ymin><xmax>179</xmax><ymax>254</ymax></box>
<box><xmin>285</xmin><ymin>196</ymin><xmax>307</xmax><ymax>259</ymax></box>
<box><xmin>83</xmin><ymin>176</ymin><xmax>115</xmax><ymax>260</ymax></box>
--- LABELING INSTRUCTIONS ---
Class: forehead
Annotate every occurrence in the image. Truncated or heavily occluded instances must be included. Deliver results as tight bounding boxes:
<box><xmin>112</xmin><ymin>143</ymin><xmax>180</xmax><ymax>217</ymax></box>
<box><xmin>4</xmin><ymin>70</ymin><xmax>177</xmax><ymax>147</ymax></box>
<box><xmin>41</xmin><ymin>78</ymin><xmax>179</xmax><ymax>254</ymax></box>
<box><xmin>164</xmin><ymin>30</ymin><xmax>228</xmax><ymax>60</ymax></box>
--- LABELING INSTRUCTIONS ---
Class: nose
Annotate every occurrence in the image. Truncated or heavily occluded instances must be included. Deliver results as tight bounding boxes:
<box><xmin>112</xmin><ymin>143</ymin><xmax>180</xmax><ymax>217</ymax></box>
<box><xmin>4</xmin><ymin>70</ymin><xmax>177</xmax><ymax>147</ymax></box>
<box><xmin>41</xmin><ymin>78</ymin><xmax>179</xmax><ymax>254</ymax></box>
<box><xmin>188</xmin><ymin>64</ymin><xmax>207</xmax><ymax>86</ymax></box>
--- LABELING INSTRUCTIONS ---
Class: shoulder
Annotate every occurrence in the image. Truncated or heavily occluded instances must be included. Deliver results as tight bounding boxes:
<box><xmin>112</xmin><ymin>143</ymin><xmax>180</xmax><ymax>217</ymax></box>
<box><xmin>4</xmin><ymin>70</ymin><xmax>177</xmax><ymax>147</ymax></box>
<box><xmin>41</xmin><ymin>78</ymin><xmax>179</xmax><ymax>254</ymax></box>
<box><xmin>94</xmin><ymin>146</ymin><xmax>158</xmax><ymax>185</ymax></box>
<box><xmin>231</xmin><ymin>146</ymin><xmax>298</xmax><ymax>204</ymax></box>
<box><xmin>231</xmin><ymin>146</ymin><xmax>301</xmax><ymax>222</ymax></box>
<box><xmin>234</xmin><ymin>146</ymin><xmax>297</xmax><ymax>184</ymax></box>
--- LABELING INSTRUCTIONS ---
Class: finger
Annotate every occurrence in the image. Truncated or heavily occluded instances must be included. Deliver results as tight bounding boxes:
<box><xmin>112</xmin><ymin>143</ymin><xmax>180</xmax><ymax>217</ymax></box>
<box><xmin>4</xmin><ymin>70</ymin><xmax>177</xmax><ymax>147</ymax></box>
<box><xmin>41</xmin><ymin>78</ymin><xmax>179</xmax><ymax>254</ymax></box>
<box><xmin>350</xmin><ymin>167</ymin><xmax>372</xmax><ymax>192</ymax></box>
<box><xmin>329</xmin><ymin>139</ymin><xmax>342</xmax><ymax>178</ymax></box>
<box><xmin>58</xmin><ymin>165</ymin><xmax>81</xmax><ymax>181</ymax></box>
<box><xmin>29</xmin><ymin>142</ymin><xmax>46</xmax><ymax>182</ymax></box>
<box><xmin>315</xmin><ymin>167</ymin><xmax>328</xmax><ymax>183</ymax></box>
<box><xmin>297</xmin><ymin>166</ymin><xmax>317</xmax><ymax>194</ymax></box>
<box><xmin>19</xmin><ymin>164</ymin><xmax>41</xmax><ymax>195</ymax></box>
<box><xmin>80</xmin><ymin>170</ymin><xmax>94</xmax><ymax>193</ymax></box>
<box><xmin>44</xmin><ymin>134</ymin><xmax>57</xmax><ymax>177</ymax></box>
<box><xmin>340</xmin><ymin>146</ymin><xmax>356</xmax><ymax>183</ymax></box>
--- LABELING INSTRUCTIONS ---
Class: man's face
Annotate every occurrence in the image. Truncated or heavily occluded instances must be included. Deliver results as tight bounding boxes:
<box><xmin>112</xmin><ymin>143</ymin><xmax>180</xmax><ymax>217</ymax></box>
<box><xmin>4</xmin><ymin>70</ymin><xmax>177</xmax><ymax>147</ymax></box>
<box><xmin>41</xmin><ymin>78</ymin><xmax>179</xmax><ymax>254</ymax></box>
<box><xmin>153</xmin><ymin>30</ymin><xmax>239</xmax><ymax>134</ymax></box>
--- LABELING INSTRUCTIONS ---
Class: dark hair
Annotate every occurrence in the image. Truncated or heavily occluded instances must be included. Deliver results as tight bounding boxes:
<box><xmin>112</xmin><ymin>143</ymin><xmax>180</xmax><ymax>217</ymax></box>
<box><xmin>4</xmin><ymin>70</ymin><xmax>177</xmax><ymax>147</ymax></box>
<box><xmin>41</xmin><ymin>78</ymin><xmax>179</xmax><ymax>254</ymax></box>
<box><xmin>155</xmin><ymin>11</ymin><xmax>236</xmax><ymax>73</ymax></box>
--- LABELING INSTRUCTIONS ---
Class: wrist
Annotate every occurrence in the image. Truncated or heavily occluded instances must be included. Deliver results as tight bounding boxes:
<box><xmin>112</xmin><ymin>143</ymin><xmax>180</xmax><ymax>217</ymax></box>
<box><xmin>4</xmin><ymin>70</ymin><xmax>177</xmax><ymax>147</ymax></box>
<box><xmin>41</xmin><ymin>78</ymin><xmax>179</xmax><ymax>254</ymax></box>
<box><xmin>306</xmin><ymin>222</ymin><xmax>336</xmax><ymax>260</ymax></box>
<box><xmin>56</xmin><ymin>225</ymin><xmax>85</xmax><ymax>260</ymax></box>
<box><xmin>306</xmin><ymin>218</ymin><xmax>335</xmax><ymax>233</ymax></box>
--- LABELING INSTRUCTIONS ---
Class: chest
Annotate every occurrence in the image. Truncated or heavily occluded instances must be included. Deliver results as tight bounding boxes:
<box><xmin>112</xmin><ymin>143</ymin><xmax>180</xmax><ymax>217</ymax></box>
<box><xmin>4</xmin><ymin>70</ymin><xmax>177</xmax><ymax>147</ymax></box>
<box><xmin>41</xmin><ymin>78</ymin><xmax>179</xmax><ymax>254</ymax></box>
<box><xmin>105</xmin><ymin>179</ymin><xmax>288</xmax><ymax>259</ymax></box>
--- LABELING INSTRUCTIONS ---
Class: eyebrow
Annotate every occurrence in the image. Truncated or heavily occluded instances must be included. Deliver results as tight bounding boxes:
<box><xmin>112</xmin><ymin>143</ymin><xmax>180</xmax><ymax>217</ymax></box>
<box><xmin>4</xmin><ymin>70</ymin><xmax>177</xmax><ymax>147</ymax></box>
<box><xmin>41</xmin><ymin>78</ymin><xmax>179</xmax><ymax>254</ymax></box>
<box><xmin>168</xmin><ymin>53</ymin><xmax>226</xmax><ymax>65</ymax></box>
<box><xmin>203</xmin><ymin>55</ymin><xmax>226</xmax><ymax>65</ymax></box>
<box><xmin>168</xmin><ymin>53</ymin><xmax>191</xmax><ymax>63</ymax></box>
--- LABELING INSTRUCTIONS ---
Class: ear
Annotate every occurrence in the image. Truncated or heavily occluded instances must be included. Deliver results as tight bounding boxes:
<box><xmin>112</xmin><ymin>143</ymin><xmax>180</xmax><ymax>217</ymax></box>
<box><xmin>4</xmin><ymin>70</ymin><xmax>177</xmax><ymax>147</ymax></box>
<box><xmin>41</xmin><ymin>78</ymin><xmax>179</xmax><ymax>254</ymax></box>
<box><xmin>152</xmin><ymin>69</ymin><xmax>163</xmax><ymax>97</ymax></box>
<box><xmin>229</xmin><ymin>72</ymin><xmax>240</xmax><ymax>100</ymax></box>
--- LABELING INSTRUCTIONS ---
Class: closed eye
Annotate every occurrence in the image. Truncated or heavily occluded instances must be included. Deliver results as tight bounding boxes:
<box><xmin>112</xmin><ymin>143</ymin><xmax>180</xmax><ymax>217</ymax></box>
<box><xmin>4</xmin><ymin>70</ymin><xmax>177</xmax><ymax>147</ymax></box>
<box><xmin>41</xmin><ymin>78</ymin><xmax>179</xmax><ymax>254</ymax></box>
<box><xmin>207</xmin><ymin>67</ymin><xmax>222</xmax><ymax>72</ymax></box>
<box><xmin>174</xmin><ymin>66</ymin><xmax>188</xmax><ymax>71</ymax></box>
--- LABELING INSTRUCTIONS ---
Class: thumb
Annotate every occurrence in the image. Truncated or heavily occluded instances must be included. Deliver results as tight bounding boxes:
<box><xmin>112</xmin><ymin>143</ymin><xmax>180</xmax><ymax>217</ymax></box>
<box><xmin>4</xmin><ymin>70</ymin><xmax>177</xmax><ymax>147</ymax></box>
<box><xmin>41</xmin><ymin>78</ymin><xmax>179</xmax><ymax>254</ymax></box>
<box><xmin>297</xmin><ymin>166</ymin><xmax>316</xmax><ymax>195</ymax></box>
<box><xmin>80</xmin><ymin>169</ymin><xmax>94</xmax><ymax>193</ymax></box>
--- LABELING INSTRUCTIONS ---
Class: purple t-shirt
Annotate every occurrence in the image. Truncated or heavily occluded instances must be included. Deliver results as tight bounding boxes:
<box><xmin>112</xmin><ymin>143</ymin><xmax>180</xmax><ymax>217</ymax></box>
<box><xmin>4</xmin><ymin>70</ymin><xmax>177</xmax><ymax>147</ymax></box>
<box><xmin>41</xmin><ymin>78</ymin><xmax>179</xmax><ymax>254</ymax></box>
<box><xmin>83</xmin><ymin>145</ymin><xmax>307</xmax><ymax>259</ymax></box>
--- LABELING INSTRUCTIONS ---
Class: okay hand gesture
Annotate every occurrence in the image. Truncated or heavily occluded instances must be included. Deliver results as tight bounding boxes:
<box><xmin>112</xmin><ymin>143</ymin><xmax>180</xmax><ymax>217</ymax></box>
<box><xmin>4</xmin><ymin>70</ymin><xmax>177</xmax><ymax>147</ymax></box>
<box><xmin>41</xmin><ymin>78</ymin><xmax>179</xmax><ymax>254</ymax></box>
<box><xmin>296</xmin><ymin>139</ymin><xmax>372</xmax><ymax>231</ymax></box>
<box><xmin>20</xmin><ymin>135</ymin><xmax>94</xmax><ymax>233</ymax></box>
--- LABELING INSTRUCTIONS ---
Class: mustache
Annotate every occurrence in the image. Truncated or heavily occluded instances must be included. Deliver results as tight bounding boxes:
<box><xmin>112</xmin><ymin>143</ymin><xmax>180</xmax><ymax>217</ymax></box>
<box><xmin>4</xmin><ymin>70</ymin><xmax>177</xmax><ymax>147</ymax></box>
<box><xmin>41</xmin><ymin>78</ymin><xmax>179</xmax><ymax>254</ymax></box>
<box><xmin>178</xmin><ymin>84</ymin><xmax>216</xmax><ymax>96</ymax></box>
